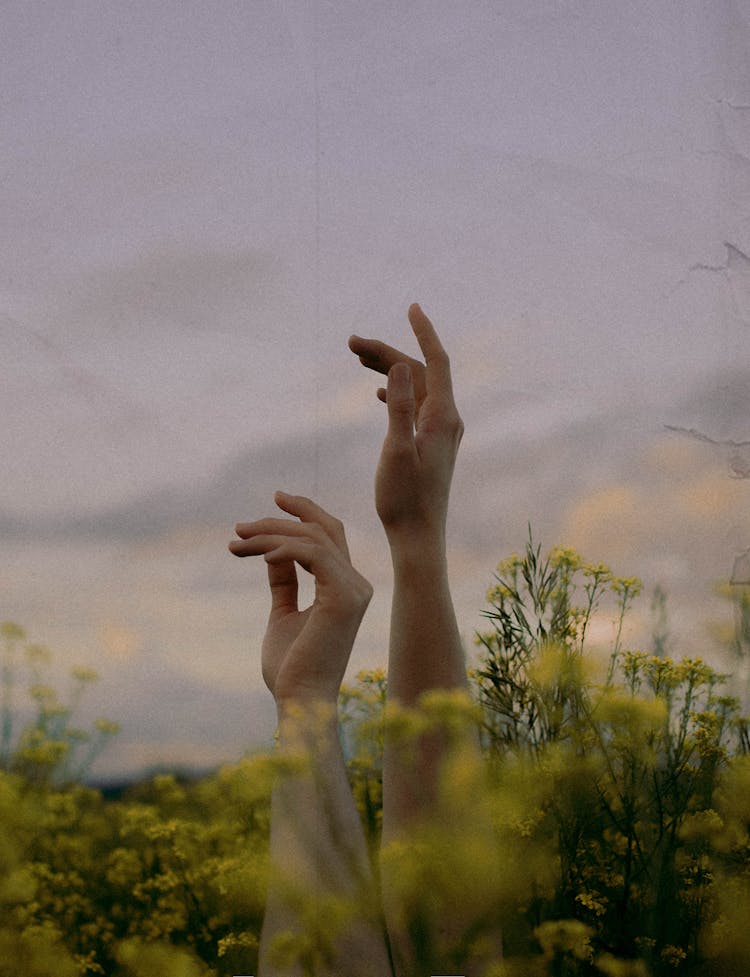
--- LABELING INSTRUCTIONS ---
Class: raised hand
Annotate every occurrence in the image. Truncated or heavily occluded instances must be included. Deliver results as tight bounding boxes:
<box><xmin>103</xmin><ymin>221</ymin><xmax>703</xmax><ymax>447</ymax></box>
<box><xmin>352</xmin><ymin>306</ymin><xmax>498</xmax><ymax>975</ymax></box>
<box><xmin>349</xmin><ymin>303</ymin><xmax>463</xmax><ymax>545</ymax></box>
<box><xmin>231</xmin><ymin>492</ymin><xmax>394</xmax><ymax>977</ymax></box>
<box><xmin>229</xmin><ymin>491</ymin><xmax>372</xmax><ymax>709</ymax></box>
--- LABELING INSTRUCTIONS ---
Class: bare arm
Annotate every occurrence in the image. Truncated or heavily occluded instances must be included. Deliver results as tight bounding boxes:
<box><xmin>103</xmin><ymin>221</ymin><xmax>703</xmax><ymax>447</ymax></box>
<box><xmin>350</xmin><ymin>305</ymin><xmax>500</xmax><ymax>975</ymax></box>
<box><xmin>349</xmin><ymin>305</ymin><xmax>469</xmax><ymax>813</ymax></box>
<box><xmin>230</xmin><ymin>492</ymin><xmax>393</xmax><ymax>977</ymax></box>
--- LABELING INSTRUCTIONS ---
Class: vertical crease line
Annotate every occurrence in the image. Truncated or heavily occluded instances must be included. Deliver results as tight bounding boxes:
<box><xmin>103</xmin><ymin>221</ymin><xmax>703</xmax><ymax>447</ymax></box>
<box><xmin>313</xmin><ymin>0</ymin><xmax>321</xmax><ymax>499</ymax></box>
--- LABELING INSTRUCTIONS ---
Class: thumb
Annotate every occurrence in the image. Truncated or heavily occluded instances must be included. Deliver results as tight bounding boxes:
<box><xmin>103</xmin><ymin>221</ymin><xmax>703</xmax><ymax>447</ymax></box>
<box><xmin>385</xmin><ymin>362</ymin><xmax>416</xmax><ymax>445</ymax></box>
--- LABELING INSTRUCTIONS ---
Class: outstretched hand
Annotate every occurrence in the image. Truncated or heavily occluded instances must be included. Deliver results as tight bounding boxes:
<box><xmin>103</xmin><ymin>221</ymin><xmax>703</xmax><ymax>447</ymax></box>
<box><xmin>348</xmin><ymin>304</ymin><xmax>463</xmax><ymax>546</ymax></box>
<box><xmin>229</xmin><ymin>492</ymin><xmax>372</xmax><ymax>709</ymax></box>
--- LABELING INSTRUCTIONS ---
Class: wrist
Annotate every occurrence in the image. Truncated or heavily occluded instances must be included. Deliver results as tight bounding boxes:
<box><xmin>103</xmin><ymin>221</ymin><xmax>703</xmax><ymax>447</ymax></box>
<box><xmin>275</xmin><ymin>693</ymin><xmax>338</xmax><ymax>719</ymax></box>
<box><xmin>275</xmin><ymin>696</ymin><xmax>340</xmax><ymax>745</ymax></box>
<box><xmin>387</xmin><ymin>530</ymin><xmax>448</xmax><ymax>573</ymax></box>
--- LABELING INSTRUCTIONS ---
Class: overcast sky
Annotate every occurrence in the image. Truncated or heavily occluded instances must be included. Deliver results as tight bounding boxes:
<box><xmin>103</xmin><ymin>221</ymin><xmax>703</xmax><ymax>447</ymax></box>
<box><xmin>2</xmin><ymin>0</ymin><xmax>749</xmax><ymax>779</ymax></box>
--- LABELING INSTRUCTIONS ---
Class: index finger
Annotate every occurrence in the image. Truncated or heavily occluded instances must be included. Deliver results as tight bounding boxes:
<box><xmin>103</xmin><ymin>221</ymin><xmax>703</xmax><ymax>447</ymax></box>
<box><xmin>348</xmin><ymin>334</ymin><xmax>427</xmax><ymax>404</ymax></box>
<box><xmin>273</xmin><ymin>491</ymin><xmax>350</xmax><ymax>560</ymax></box>
<box><xmin>408</xmin><ymin>303</ymin><xmax>455</xmax><ymax>402</ymax></box>
<box><xmin>348</xmin><ymin>335</ymin><xmax>425</xmax><ymax>378</ymax></box>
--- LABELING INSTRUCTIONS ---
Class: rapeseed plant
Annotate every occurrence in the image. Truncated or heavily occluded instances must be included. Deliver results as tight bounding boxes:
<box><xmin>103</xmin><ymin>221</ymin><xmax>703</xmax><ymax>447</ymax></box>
<box><xmin>0</xmin><ymin>621</ymin><xmax>119</xmax><ymax>786</ymax></box>
<box><xmin>2</xmin><ymin>535</ymin><xmax>750</xmax><ymax>975</ymax></box>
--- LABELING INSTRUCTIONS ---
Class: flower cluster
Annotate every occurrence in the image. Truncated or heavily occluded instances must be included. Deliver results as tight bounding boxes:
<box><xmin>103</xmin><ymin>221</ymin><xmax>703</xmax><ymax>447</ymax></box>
<box><xmin>2</xmin><ymin>534</ymin><xmax>750</xmax><ymax>975</ymax></box>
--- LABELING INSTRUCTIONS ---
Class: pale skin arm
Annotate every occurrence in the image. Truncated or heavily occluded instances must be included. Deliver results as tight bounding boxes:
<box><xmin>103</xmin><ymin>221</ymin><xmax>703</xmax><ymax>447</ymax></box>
<box><xmin>349</xmin><ymin>305</ymin><xmax>469</xmax><ymax>815</ymax></box>
<box><xmin>350</xmin><ymin>305</ymin><xmax>501</xmax><ymax>975</ymax></box>
<box><xmin>230</xmin><ymin>492</ymin><xmax>393</xmax><ymax>977</ymax></box>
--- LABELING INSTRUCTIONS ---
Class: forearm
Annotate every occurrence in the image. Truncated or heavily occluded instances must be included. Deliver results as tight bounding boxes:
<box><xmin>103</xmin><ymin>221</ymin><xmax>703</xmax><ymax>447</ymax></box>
<box><xmin>386</xmin><ymin>535</ymin><xmax>468</xmax><ymax>705</ymax></box>
<box><xmin>259</xmin><ymin>703</ymin><xmax>393</xmax><ymax>977</ymax></box>
<box><xmin>354</xmin><ymin>306</ymin><xmax>502</xmax><ymax>974</ymax></box>
<box><xmin>381</xmin><ymin>533</ymin><xmax>478</xmax><ymax>831</ymax></box>
<box><xmin>381</xmin><ymin>538</ymin><xmax>498</xmax><ymax>977</ymax></box>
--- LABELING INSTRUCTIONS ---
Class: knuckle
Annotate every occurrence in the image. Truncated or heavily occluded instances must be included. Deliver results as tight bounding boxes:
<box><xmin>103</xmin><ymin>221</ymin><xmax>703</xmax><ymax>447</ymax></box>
<box><xmin>346</xmin><ymin>574</ymin><xmax>373</xmax><ymax>611</ymax></box>
<box><xmin>444</xmin><ymin>410</ymin><xmax>464</xmax><ymax>438</ymax></box>
<box><xmin>390</xmin><ymin>397</ymin><xmax>413</xmax><ymax>416</ymax></box>
<box><xmin>307</xmin><ymin>540</ymin><xmax>324</xmax><ymax>561</ymax></box>
<box><xmin>306</xmin><ymin>522</ymin><xmax>327</xmax><ymax>543</ymax></box>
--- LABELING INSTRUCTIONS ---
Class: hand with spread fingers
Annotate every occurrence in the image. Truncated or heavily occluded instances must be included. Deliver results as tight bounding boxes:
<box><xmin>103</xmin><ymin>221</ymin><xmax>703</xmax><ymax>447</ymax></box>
<box><xmin>230</xmin><ymin>490</ymin><xmax>373</xmax><ymax>710</ymax></box>
<box><xmin>349</xmin><ymin>303</ymin><xmax>464</xmax><ymax>546</ymax></box>
<box><xmin>230</xmin><ymin>491</ymin><xmax>393</xmax><ymax>977</ymax></box>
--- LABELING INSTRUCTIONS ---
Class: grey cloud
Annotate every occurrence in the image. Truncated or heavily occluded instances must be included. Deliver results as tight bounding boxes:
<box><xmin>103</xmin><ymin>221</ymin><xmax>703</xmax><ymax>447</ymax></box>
<box><xmin>12</xmin><ymin>366</ymin><xmax>660</xmax><ymax>550</ymax></box>
<box><xmin>448</xmin><ymin>385</ymin><xmax>664</xmax><ymax>558</ymax></box>
<box><xmin>84</xmin><ymin>656</ymin><xmax>277</xmax><ymax>780</ymax></box>
<box><xmin>667</xmin><ymin>364</ymin><xmax>750</xmax><ymax>442</ymax></box>
<box><xmin>663</xmin><ymin>427</ymin><xmax>750</xmax><ymax>479</ymax></box>
<box><xmin>5</xmin><ymin>344</ymin><xmax>744</xmax><ymax>566</ymax></box>
<box><xmin>5</xmin><ymin>412</ymin><xmax>381</xmax><ymax>544</ymax></box>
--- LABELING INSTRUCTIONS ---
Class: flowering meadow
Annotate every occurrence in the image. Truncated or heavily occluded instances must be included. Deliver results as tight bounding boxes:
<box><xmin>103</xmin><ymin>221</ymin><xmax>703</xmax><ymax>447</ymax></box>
<box><xmin>2</xmin><ymin>537</ymin><xmax>750</xmax><ymax>976</ymax></box>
